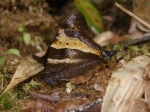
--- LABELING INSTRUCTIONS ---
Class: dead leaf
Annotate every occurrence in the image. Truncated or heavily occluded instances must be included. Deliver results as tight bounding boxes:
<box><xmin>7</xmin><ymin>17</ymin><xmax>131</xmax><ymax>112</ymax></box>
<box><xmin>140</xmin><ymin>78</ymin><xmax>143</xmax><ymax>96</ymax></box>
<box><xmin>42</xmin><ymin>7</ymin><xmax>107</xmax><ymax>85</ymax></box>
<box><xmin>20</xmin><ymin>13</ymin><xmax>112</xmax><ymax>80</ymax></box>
<box><xmin>70</xmin><ymin>70</ymin><xmax>93</xmax><ymax>84</ymax></box>
<box><xmin>30</xmin><ymin>91</ymin><xmax>67</xmax><ymax>103</ymax></box>
<box><xmin>94</xmin><ymin>31</ymin><xmax>126</xmax><ymax>46</ymax></box>
<box><xmin>102</xmin><ymin>55</ymin><xmax>150</xmax><ymax>112</ymax></box>
<box><xmin>109</xmin><ymin>35</ymin><xmax>126</xmax><ymax>44</ymax></box>
<box><xmin>55</xmin><ymin>97</ymin><xmax>89</xmax><ymax>112</ymax></box>
<box><xmin>22</xmin><ymin>99</ymin><xmax>55</xmax><ymax>112</ymax></box>
<box><xmin>132</xmin><ymin>0</ymin><xmax>150</xmax><ymax>25</ymax></box>
<box><xmin>69</xmin><ymin>98</ymin><xmax>103</xmax><ymax>112</ymax></box>
<box><xmin>93</xmin><ymin>84</ymin><xmax>103</xmax><ymax>92</ymax></box>
<box><xmin>130</xmin><ymin>98</ymin><xmax>149</xmax><ymax>112</ymax></box>
<box><xmin>137</xmin><ymin>22</ymin><xmax>150</xmax><ymax>33</ymax></box>
<box><xmin>3</xmin><ymin>52</ymin><xmax>45</xmax><ymax>94</ymax></box>
<box><xmin>94</xmin><ymin>31</ymin><xmax>114</xmax><ymax>46</ymax></box>
<box><xmin>128</xmin><ymin>21</ymin><xmax>147</xmax><ymax>40</ymax></box>
<box><xmin>22</xmin><ymin>96</ymin><xmax>102</xmax><ymax>112</ymax></box>
<box><xmin>145</xmin><ymin>62</ymin><xmax>150</xmax><ymax>78</ymax></box>
<box><xmin>145</xmin><ymin>62</ymin><xmax>150</xmax><ymax>108</ymax></box>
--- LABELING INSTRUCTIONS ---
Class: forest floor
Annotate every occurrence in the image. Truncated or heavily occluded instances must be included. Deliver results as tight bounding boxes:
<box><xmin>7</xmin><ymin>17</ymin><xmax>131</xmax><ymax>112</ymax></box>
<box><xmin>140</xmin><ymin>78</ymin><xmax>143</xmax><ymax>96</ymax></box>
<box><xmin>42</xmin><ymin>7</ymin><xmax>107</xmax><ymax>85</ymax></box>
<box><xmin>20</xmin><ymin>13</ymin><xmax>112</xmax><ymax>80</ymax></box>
<box><xmin>0</xmin><ymin>0</ymin><xmax>149</xmax><ymax>112</ymax></box>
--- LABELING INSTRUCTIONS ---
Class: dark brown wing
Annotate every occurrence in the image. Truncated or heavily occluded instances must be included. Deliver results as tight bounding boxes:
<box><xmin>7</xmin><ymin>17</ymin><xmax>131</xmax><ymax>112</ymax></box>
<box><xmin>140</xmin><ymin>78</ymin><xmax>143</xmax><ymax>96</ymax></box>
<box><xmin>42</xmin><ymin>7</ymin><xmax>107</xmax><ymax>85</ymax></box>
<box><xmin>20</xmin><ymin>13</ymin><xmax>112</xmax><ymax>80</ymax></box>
<box><xmin>33</xmin><ymin>12</ymin><xmax>116</xmax><ymax>86</ymax></box>
<box><xmin>61</xmin><ymin>12</ymin><xmax>92</xmax><ymax>37</ymax></box>
<box><xmin>41</xmin><ymin>48</ymin><xmax>105</xmax><ymax>85</ymax></box>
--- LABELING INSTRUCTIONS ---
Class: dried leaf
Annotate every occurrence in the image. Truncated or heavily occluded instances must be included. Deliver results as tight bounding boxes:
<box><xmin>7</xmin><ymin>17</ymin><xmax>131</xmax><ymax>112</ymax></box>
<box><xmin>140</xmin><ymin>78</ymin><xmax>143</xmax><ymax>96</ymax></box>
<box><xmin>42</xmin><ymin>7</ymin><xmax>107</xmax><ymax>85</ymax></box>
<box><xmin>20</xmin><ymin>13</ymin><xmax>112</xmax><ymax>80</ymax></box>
<box><xmin>93</xmin><ymin>84</ymin><xmax>103</xmax><ymax>92</ymax></box>
<box><xmin>70</xmin><ymin>98</ymin><xmax>102</xmax><ymax>112</ymax></box>
<box><xmin>70</xmin><ymin>70</ymin><xmax>93</xmax><ymax>84</ymax></box>
<box><xmin>55</xmin><ymin>97</ymin><xmax>89</xmax><ymax>112</ymax></box>
<box><xmin>2</xmin><ymin>52</ymin><xmax>45</xmax><ymax>94</ymax></box>
<box><xmin>22</xmin><ymin>99</ymin><xmax>55</xmax><ymax>112</ymax></box>
<box><xmin>132</xmin><ymin>0</ymin><xmax>150</xmax><ymax>26</ymax></box>
<box><xmin>145</xmin><ymin>62</ymin><xmax>150</xmax><ymax>108</ymax></box>
<box><xmin>94</xmin><ymin>31</ymin><xmax>114</xmax><ymax>46</ymax></box>
<box><xmin>30</xmin><ymin>91</ymin><xmax>67</xmax><ymax>103</ymax></box>
<box><xmin>23</xmin><ymin>96</ymin><xmax>102</xmax><ymax>112</ymax></box>
<box><xmin>145</xmin><ymin>62</ymin><xmax>150</xmax><ymax>78</ymax></box>
<box><xmin>102</xmin><ymin>55</ymin><xmax>150</xmax><ymax>112</ymax></box>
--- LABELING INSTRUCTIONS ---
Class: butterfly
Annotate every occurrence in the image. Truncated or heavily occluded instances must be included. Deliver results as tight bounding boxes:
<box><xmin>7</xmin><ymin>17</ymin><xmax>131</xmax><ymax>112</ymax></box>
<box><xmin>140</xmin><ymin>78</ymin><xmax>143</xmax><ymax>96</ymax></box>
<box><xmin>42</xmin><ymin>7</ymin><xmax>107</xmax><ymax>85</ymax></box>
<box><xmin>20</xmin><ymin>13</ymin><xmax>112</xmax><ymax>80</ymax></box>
<box><xmin>33</xmin><ymin>12</ymin><xmax>117</xmax><ymax>86</ymax></box>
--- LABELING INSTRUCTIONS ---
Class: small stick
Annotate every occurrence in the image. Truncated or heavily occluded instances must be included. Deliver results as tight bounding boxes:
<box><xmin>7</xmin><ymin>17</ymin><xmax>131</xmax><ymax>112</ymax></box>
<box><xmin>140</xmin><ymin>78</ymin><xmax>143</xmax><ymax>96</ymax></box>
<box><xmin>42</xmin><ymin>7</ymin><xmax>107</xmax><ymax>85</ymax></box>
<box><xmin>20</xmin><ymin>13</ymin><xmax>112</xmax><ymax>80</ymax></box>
<box><xmin>123</xmin><ymin>35</ymin><xmax>150</xmax><ymax>48</ymax></box>
<box><xmin>115</xmin><ymin>2</ymin><xmax>150</xmax><ymax>29</ymax></box>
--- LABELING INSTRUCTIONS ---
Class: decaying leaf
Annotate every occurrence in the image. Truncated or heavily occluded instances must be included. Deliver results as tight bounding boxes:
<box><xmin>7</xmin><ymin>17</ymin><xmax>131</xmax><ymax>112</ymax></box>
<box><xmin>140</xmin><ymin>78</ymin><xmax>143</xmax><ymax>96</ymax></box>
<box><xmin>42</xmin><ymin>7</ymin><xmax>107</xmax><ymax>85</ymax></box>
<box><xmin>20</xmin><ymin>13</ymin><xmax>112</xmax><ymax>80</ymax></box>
<box><xmin>55</xmin><ymin>97</ymin><xmax>89</xmax><ymax>112</ymax></box>
<box><xmin>22</xmin><ymin>99</ymin><xmax>55</xmax><ymax>112</ymax></box>
<box><xmin>102</xmin><ymin>55</ymin><xmax>150</xmax><ymax>112</ymax></box>
<box><xmin>70</xmin><ymin>98</ymin><xmax>102</xmax><ymax>112</ymax></box>
<box><xmin>94</xmin><ymin>31</ymin><xmax>114</xmax><ymax>46</ymax></box>
<box><xmin>145</xmin><ymin>62</ymin><xmax>150</xmax><ymax>108</ymax></box>
<box><xmin>70</xmin><ymin>70</ymin><xmax>93</xmax><ymax>84</ymax></box>
<box><xmin>30</xmin><ymin>91</ymin><xmax>67</xmax><ymax>103</ymax></box>
<box><xmin>2</xmin><ymin>52</ymin><xmax>45</xmax><ymax>94</ymax></box>
<box><xmin>145</xmin><ymin>62</ymin><xmax>150</xmax><ymax>78</ymax></box>
<box><xmin>22</xmin><ymin>96</ymin><xmax>102</xmax><ymax>112</ymax></box>
<box><xmin>93</xmin><ymin>83</ymin><xmax>103</xmax><ymax>92</ymax></box>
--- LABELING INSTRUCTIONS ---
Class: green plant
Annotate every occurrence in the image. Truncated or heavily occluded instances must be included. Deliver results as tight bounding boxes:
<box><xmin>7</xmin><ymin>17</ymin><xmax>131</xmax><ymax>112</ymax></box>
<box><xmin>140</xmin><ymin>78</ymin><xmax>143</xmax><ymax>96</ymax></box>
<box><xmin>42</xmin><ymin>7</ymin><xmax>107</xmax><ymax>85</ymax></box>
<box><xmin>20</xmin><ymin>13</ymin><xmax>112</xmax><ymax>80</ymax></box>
<box><xmin>0</xmin><ymin>92</ymin><xmax>13</xmax><ymax>110</ymax></box>
<box><xmin>18</xmin><ymin>26</ymin><xmax>31</xmax><ymax>45</ymax></box>
<box><xmin>74</xmin><ymin>0</ymin><xmax>104</xmax><ymax>34</ymax></box>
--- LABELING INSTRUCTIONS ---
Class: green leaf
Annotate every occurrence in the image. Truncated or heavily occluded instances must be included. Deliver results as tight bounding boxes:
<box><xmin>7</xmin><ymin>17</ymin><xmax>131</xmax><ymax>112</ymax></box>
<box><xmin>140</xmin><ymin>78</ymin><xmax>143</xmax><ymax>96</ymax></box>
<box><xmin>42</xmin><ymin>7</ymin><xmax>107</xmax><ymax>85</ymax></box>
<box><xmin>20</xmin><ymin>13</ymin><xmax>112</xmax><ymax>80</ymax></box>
<box><xmin>7</xmin><ymin>48</ymin><xmax>20</xmax><ymax>56</ymax></box>
<box><xmin>74</xmin><ymin>0</ymin><xmax>104</xmax><ymax>34</ymax></box>
<box><xmin>0</xmin><ymin>56</ymin><xmax>7</xmax><ymax>66</ymax></box>
<box><xmin>23</xmin><ymin>32</ymin><xmax>31</xmax><ymax>45</ymax></box>
<box><xmin>127</xmin><ymin>46</ymin><xmax>140</xmax><ymax>51</ymax></box>
<box><xmin>18</xmin><ymin>26</ymin><xmax>24</xmax><ymax>33</ymax></box>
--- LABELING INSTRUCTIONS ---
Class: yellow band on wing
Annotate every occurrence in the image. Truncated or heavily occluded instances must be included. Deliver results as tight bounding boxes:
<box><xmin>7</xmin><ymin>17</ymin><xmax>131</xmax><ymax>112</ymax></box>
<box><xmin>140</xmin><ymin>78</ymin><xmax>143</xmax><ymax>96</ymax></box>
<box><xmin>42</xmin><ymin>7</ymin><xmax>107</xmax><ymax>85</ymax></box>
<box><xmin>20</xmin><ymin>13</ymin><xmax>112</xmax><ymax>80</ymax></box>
<box><xmin>51</xmin><ymin>29</ymin><xmax>99</xmax><ymax>56</ymax></box>
<box><xmin>47</xmin><ymin>58</ymin><xmax>81</xmax><ymax>64</ymax></box>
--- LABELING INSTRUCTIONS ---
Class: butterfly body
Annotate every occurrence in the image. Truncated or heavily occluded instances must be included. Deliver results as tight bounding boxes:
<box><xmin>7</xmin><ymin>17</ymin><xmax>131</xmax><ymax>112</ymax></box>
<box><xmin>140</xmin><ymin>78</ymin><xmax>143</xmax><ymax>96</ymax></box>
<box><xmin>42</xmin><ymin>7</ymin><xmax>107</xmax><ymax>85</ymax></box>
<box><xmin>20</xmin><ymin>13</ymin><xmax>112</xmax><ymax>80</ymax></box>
<box><xmin>34</xmin><ymin>12</ymin><xmax>116</xmax><ymax>86</ymax></box>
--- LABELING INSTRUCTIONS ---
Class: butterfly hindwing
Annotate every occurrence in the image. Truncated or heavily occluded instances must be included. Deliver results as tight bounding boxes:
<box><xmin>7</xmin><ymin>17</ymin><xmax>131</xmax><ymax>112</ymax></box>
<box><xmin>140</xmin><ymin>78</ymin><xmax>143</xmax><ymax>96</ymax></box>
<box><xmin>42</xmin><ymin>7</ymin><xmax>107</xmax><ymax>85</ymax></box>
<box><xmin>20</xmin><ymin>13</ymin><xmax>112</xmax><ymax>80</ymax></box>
<box><xmin>42</xmin><ymin>48</ymin><xmax>105</xmax><ymax>85</ymax></box>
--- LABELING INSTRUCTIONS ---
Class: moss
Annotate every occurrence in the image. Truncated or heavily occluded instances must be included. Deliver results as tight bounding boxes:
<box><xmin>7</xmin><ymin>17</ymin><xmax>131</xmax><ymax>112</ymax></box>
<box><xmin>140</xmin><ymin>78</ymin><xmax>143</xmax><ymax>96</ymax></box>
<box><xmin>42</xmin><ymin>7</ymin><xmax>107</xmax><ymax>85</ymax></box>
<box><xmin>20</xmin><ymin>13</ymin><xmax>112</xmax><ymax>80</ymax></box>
<box><xmin>0</xmin><ymin>92</ymin><xmax>13</xmax><ymax>110</ymax></box>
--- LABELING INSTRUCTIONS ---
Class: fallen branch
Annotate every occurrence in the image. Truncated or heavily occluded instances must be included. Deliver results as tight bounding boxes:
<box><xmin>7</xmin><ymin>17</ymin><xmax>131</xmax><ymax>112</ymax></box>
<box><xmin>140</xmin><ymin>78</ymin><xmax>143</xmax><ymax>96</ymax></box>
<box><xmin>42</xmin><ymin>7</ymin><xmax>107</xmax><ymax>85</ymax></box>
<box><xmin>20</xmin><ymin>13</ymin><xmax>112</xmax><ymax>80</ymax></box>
<box><xmin>115</xmin><ymin>2</ymin><xmax>150</xmax><ymax>29</ymax></box>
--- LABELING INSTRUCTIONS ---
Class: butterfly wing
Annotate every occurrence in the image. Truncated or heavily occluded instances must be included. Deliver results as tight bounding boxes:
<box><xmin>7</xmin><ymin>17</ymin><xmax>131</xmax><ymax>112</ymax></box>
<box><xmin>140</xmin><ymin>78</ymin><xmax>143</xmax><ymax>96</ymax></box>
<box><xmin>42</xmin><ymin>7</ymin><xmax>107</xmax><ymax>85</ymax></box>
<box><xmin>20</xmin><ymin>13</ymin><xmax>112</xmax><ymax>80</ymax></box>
<box><xmin>51</xmin><ymin>12</ymin><xmax>114</xmax><ymax>59</ymax></box>
<box><xmin>61</xmin><ymin>12</ymin><xmax>92</xmax><ymax>37</ymax></box>
<box><xmin>42</xmin><ymin>48</ymin><xmax>105</xmax><ymax>85</ymax></box>
<box><xmin>37</xmin><ymin>12</ymin><xmax>116</xmax><ymax>86</ymax></box>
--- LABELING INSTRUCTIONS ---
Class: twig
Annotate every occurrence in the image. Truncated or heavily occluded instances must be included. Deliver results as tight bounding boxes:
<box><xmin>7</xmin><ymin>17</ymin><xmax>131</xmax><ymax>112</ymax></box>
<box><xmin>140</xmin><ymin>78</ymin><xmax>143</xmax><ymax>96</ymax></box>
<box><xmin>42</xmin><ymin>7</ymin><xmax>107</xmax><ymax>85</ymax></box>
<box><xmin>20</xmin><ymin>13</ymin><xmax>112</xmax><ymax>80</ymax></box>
<box><xmin>115</xmin><ymin>2</ymin><xmax>150</xmax><ymax>29</ymax></box>
<box><xmin>123</xmin><ymin>35</ymin><xmax>150</xmax><ymax>48</ymax></box>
